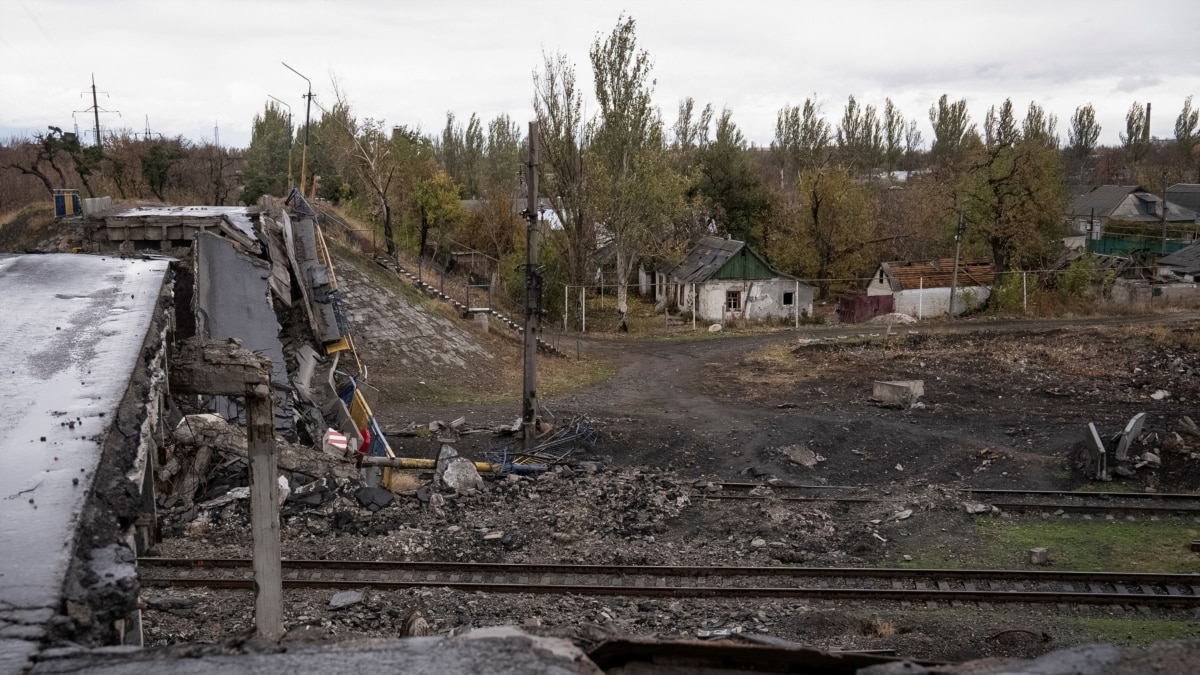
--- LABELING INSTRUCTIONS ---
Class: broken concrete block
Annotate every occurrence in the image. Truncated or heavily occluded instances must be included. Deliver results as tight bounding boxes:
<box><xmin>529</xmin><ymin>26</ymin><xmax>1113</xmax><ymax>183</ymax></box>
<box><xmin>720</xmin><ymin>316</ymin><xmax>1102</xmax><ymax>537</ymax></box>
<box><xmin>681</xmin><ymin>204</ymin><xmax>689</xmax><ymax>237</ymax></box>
<box><xmin>1115</xmin><ymin>412</ymin><xmax>1146</xmax><ymax>461</ymax></box>
<box><xmin>1086</xmin><ymin>423</ymin><xmax>1107</xmax><ymax>480</ymax></box>
<box><xmin>1162</xmin><ymin>432</ymin><xmax>1185</xmax><ymax>454</ymax></box>
<box><xmin>779</xmin><ymin>444</ymin><xmax>821</xmax><ymax>468</ymax></box>
<box><xmin>354</xmin><ymin>486</ymin><xmax>394</xmax><ymax>512</ymax></box>
<box><xmin>965</xmin><ymin>503</ymin><xmax>995</xmax><ymax>515</ymax></box>
<box><xmin>1029</xmin><ymin>547</ymin><xmax>1049</xmax><ymax>565</ymax></box>
<box><xmin>873</xmin><ymin>380</ymin><xmax>924</xmax><ymax>408</ymax></box>
<box><xmin>432</xmin><ymin>443</ymin><xmax>482</xmax><ymax>490</ymax></box>
<box><xmin>894</xmin><ymin>509</ymin><xmax>913</xmax><ymax>520</ymax></box>
<box><xmin>1142</xmin><ymin>452</ymin><xmax>1161</xmax><ymax>468</ymax></box>
<box><xmin>329</xmin><ymin>590</ymin><xmax>363</xmax><ymax>610</ymax></box>
<box><xmin>1150</xmin><ymin>389</ymin><xmax>1169</xmax><ymax>401</ymax></box>
<box><xmin>1113</xmin><ymin>465</ymin><xmax>1137</xmax><ymax>478</ymax></box>
<box><xmin>1180</xmin><ymin>416</ymin><xmax>1200</xmax><ymax>439</ymax></box>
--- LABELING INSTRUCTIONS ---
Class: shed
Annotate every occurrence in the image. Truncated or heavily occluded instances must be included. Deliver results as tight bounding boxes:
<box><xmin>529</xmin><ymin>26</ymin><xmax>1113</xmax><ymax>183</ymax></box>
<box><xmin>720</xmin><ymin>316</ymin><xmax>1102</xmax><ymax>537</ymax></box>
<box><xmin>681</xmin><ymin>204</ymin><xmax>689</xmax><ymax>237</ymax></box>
<box><xmin>1156</xmin><ymin>240</ymin><xmax>1200</xmax><ymax>282</ymax></box>
<box><xmin>662</xmin><ymin>236</ymin><xmax>813</xmax><ymax>323</ymax></box>
<box><xmin>867</xmin><ymin>258</ymin><xmax>995</xmax><ymax>318</ymax></box>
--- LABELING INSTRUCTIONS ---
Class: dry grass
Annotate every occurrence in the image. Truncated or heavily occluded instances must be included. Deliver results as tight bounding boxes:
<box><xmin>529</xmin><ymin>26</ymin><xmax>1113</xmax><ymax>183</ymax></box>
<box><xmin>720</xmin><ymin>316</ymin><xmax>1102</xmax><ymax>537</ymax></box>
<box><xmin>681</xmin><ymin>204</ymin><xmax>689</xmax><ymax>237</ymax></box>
<box><xmin>859</xmin><ymin>617</ymin><xmax>903</xmax><ymax>637</ymax></box>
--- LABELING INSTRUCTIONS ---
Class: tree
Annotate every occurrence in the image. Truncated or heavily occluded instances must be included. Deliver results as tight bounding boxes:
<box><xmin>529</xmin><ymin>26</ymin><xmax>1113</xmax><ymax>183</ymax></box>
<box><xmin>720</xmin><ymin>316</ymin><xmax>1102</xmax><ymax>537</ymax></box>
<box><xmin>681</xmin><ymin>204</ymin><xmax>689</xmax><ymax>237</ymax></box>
<box><xmin>836</xmin><ymin>95</ymin><xmax>883</xmax><ymax>172</ymax></box>
<box><xmin>1120</xmin><ymin>101</ymin><xmax>1150</xmax><ymax>167</ymax></box>
<box><xmin>413</xmin><ymin>170</ymin><xmax>464</xmax><ymax>258</ymax></box>
<box><xmin>1021</xmin><ymin>102</ymin><xmax>1058</xmax><ymax>149</ymax></box>
<box><xmin>141</xmin><ymin>139</ymin><xmax>185</xmax><ymax>201</ymax></box>
<box><xmin>242</xmin><ymin>102</ymin><xmax>293</xmax><ymax>204</ymax></box>
<box><xmin>1175</xmin><ymin>95</ymin><xmax>1198</xmax><ymax>162</ymax></box>
<box><xmin>672</xmin><ymin>97</ymin><xmax>713</xmax><ymax>155</ymax></box>
<box><xmin>482</xmin><ymin>114</ymin><xmax>523</xmax><ymax>197</ymax></box>
<box><xmin>1067</xmin><ymin>103</ymin><xmax>1100</xmax><ymax>158</ymax></box>
<box><xmin>775</xmin><ymin>166</ymin><xmax>891</xmax><ymax>300</ymax></box>
<box><xmin>963</xmin><ymin>99</ymin><xmax>1067</xmax><ymax>273</ymax></box>
<box><xmin>693</xmin><ymin>108</ymin><xmax>774</xmax><ymax>250</ymax></box>
<box><xmin>588</xmin><ymin>14</ymin><xmax>676</xmax><ymax>316</ymax></box>
<box><xmin>771</xmin><ymin>98</ymin><xmax>831</xmax><ymax>188</ymax></box>
<box><xmin>883</xmin><ymin>98</ymin><xmax>906</xmax><ymax>170</ymax></box>
<box><xmin>3</xmin><ymin>126</ymin><xmax>78</xmax><ymax>197</ymax></box>
<box><xmin>533</xmin><ymin>49</ymin><xmax>592</xmax><ymax>288</ymax></box>
<box><xmin>928</xmin><ymin>94</ymin><xmax>978</xmax><ymax>165</ymax></box>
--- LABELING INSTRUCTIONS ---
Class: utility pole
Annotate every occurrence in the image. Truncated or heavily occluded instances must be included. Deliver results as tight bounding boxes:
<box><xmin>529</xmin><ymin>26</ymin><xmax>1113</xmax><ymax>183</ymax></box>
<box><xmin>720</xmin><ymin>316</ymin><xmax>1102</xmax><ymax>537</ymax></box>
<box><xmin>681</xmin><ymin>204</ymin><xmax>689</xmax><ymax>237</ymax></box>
<box><xmin>74</xmin><ymin>74</ymin><xmax>119</xmax><ymax>146</ymax></box>
<box><xmin>522</xmin><ymin>121</ymin><xmax>542</xmax><ymax>451</ymax></box>
<box><xmin>283</xmin><ymin>62</ymin><xmax>313</xmax><ymax>199</ymax></box>
<box><xmin>948</xmin><ymin>210</ymin><xmax>965</xmax><ymax>319</ymax></box>
<box><xmin>268</xmin><ymin>95</ymin><xmax>294</xmax><ymax>190</ymax></box>
<box><xmin>1161</xmin><ymin>171</ymin><xmax>1169</xmax><ymax>255</ymax></box>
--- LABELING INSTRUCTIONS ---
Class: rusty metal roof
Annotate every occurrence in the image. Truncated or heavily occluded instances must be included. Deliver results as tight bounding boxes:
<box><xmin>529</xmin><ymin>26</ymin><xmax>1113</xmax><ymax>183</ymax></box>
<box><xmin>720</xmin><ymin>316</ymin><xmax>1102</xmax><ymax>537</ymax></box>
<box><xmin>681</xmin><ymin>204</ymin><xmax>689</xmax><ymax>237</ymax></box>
<box><xmin>880</xmin><ymin>258</ymin><xmax>995</xmax><ymax>291</ymax></box>
<box><xmin>670</xmin><ymin>235</ymin><xmax>744</xmax><ymax>283</ymax></box>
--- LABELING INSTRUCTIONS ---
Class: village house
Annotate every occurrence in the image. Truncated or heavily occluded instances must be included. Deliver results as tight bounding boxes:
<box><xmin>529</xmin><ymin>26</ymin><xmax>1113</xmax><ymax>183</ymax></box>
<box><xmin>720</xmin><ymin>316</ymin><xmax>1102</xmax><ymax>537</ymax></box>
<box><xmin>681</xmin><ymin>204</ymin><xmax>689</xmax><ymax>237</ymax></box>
<box><xmin>1064</xmin><ymin>185</ymin><xmax>1197</xmax><ymax>254</ymax></box>
<box><xmin>657</xmin><ymin>235</ymin><xmax>813</xmax><ymax>323</ymax></box>
<box><xmin>866</xmin><ymin>258</ymin><xmax>995</xmax><ymax>318</ymax></box>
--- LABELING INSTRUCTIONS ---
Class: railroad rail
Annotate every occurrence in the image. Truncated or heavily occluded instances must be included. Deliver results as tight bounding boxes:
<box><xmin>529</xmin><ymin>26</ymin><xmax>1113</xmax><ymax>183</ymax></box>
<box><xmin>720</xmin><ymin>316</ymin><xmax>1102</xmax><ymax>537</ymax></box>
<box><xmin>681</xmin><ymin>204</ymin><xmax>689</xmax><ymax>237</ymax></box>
<box><xmin>138</xmin><ymin>558</ymin><xmax>1200</xmax><ymax>608</ymax></box>
<box><xmin>699</xmin><ymin>483</ymin><xmax>1200</xmax><ymax>517</ymax></box>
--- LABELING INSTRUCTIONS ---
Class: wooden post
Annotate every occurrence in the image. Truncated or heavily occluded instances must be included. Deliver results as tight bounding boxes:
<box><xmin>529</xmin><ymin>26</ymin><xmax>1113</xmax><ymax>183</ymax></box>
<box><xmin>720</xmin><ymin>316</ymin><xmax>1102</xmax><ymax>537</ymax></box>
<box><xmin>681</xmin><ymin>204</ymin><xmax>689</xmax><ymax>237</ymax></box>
<box><xmin>522</xmin><ymin>121</ymin><xmax>540</xmax><ymax>452</ymax></box>
<box><xmin>246</xmin><ymin>383</ymin><xmax>283</xmax><ymax>640</ymax></box>
<box><xmin>169</xmin><ymin>339</ymin><xmax>281</xmax><ymax>641</ymax></box>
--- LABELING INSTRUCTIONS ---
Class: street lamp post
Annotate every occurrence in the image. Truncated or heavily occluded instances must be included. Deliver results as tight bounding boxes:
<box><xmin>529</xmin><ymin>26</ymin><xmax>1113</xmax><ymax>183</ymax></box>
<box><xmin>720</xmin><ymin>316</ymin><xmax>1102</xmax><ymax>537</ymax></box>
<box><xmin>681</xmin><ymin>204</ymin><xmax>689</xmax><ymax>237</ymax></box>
<box><xmin>267</xmin><ymin>95</ymin><xmax>293</xmax><ymax>192</ymax></box>
<box><xmin>282</xmin><ymin>62</ymin><xmax>313</xmax><ymax>200</ymax></box>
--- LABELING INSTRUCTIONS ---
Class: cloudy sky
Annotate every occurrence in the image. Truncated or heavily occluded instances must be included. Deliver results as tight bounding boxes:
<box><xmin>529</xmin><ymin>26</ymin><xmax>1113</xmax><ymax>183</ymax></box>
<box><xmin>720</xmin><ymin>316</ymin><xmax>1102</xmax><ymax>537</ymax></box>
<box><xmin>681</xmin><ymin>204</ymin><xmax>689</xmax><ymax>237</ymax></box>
<box><xmin>2</xmin><ymin>0</ymin><xmax>1198</xmax><ymax>150</ymax></box>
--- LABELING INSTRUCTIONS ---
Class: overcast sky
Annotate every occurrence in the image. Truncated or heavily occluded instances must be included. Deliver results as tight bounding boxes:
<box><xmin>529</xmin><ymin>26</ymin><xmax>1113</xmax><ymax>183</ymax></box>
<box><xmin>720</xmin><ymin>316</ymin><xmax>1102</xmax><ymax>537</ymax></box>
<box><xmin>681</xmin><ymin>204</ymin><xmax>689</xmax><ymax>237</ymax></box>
<box><xmin>3</xmin><ymin>0</ymin><xmax>1199</xmax><ymax>151</ymax></box>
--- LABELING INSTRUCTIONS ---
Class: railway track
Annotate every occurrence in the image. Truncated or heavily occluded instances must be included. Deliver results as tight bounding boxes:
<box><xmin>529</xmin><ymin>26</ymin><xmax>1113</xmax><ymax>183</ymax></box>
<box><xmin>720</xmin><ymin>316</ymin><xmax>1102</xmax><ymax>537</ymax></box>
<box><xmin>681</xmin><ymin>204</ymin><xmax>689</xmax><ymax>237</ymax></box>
<box><xmin>699</xmin><ymin>483</ymin><xmax>1200</xmax><ymax>517</ymax></box>
<box><xmin>139</xmin><ymin>558</ymin><xmax>1200</xmax><ymax>608</ymax></box>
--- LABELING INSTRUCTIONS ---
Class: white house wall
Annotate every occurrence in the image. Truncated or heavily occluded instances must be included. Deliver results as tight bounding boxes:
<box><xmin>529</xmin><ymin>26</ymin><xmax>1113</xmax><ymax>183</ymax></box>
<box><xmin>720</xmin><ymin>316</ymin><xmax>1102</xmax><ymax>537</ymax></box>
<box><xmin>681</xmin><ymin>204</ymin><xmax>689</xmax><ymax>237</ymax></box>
<box><xmin>894</xmin><ymin>286</ymin><xmax>990</xmax><ymax>318</ymax></box>
<box><xmin>694</xmin><ymin>279</ymin><xmax>813</xmax><ymax>322</ymax></box>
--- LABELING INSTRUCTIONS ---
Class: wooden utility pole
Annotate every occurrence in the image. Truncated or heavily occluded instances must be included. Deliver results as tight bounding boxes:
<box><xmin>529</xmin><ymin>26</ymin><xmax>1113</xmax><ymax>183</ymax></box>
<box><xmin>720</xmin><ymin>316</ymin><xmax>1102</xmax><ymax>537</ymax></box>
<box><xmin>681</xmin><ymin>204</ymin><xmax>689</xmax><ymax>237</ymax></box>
<box><xmin>948</xmin><ymin>210</ymin><xmax>965</xmax><ymax>319</ymax></box>
<box><xmin>171</xmin><ymin>340</ymin><xmax>282</xmax><ymax>640</ymax></box>
<box><xmin>523</xmin><ymin>121</ymin><xmax>541</xmax><ymax>451</ymax></box>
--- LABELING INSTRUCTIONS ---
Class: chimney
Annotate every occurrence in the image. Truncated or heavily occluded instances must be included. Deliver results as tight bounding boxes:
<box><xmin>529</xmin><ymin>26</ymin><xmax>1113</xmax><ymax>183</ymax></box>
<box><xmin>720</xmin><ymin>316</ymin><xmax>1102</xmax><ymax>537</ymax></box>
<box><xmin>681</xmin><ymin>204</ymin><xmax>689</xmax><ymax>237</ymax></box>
<box><xmin>1144</xmin><ymin>102</ymin><xmax>1152</xmax><ymax>143</ymax></box>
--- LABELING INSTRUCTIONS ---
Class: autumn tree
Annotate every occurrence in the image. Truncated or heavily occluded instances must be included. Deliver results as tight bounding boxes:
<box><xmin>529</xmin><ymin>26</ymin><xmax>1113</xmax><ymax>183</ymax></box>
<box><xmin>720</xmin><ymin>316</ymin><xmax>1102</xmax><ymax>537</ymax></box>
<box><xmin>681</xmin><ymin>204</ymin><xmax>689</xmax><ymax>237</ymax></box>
<box><xmin>836</xmin><ymin>95</ymin><xmax>883</xmax><ymax>173</ymax></box>
<box><xmin>962</xmin><ymin>99</ymin><xmax>1067</xmax><ymax>273</ymax></box>
<box><xmin>1066</xmin><ymin>103</ymin><xmax>1101</xmax><ymax>183</ymax></box>
<box><xmin>1120</xmin><ymin>101</ymin><xmax>1150</xmax><ymax>169</ymax></box>
<box><xmin>141</xmin><ymin>138</ymin><xmax>185</xmax><ymax>201</ymax></box>
<box><xmin>3</xmin><ymin>127</ymin><xmax>79</xmax><ymax>197</ymax></box>
<box><xmin>533</xmin><ymin>50</ymin><xmax>592</xmax><ymax>288</ymax></box>
<box><xmin>588</xmin><ymin>14</ymin><xmax>680</xmax><ymax>316</ymax></box>
<box><xmin>1175</xmin><ymin>95</ymin><xmax>1198</xmax><ymax>175</ymax></box>
<box><xmin>928</xmin><ymin>94</ymin><xmax>978</xmax><ymax>166</ymax></box>
<box><xmin>771</xmin><ymin>98</ymin><xmax>831</xmax><ymax>189</ymax></box>
<box><xmin>693</xmin><ymin>108</ymin><xmax>774</xmax><ymax>250</ymax></box>
<box><xmin>773</xmin><ymin>166</ymin><xmax>889</xmax><ymax>300</ymax></box>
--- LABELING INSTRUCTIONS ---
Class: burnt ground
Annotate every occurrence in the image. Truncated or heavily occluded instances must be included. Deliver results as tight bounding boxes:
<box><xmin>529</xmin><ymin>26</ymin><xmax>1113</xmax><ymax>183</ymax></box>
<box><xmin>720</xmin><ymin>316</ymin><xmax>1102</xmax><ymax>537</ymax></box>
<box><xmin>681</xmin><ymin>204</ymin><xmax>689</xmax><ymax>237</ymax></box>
<box><xmin>146</xmin><ymin>312</ymin><xmax>1200</xmax><ymax>664</ymax></box>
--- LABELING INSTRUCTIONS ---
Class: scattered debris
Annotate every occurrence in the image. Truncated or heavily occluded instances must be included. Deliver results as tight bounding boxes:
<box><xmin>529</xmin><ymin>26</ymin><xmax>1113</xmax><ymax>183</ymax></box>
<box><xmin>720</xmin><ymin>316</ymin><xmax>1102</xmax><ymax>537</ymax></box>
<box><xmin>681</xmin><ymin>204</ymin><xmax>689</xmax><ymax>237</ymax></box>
<box><xmin>328</xmin><ymin>590</ymin><xmax>363</xmax><ymax>610</ymax></box>
<box><xmin>872</xmin><ymin>380</ymin><xmax>924</xmax><ymax>409</ymax></box>
<box><xmin>1029</xmin><ymin>547</ymin><xmax>1050</xmax><ymax>565</ymax></box>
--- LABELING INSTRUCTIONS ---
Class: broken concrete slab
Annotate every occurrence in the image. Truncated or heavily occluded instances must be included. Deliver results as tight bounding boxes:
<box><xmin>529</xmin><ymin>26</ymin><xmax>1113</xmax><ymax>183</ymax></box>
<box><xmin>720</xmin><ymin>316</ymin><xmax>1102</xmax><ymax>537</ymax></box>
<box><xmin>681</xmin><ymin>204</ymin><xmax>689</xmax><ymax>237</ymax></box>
<box><xmin>1114</xmin><ymin>412</ymin><xmax>1146</xmax><ymax>461</ymax></box>
<box><xmin>434</xmin><ymin>445</ymin><xmax>483</xmax><ymax>492</ymax></box>
<box><xmin>328</xmin><ymin>590</ymin><xmax>363</xmax><ymax>610</ymax></box>
<box><xmin>872</xmin><ymin>380</ymin><xmax>924</xmax><ymax>408</ymax></box>
<box><xmin>1087</xmin><ymin>423</ymin><xmax>1107</xmax><ymax>480</ymax></box>
<box><xmin>354</xmin><ymin>487</ymin><xmax>394</xmax><ymax>512</ymax></box>
<box><xmin>779</xmin><ymin>444</ymin><xmax>824</xmax><ymax>468</ymax></box>
<box><xmin>1030</xmin><ymin>547</ymin><xmax>1050</xmax><ymax>565</ymax></box>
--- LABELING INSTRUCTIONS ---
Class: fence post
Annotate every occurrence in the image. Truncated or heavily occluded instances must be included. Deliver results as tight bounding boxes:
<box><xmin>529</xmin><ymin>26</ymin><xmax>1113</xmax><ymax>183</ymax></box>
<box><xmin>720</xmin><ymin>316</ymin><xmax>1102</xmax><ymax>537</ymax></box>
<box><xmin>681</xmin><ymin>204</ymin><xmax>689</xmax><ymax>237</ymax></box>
<box><xmin>1023</xmin><ymin>272</ymin><xmax>1027</xmax><ymax>315</ymax></box>
<box><xmin>564</xmin><ymin>285</ymin><xmax>568</xmax><ymax>332</ymax></box>
<box><xmin>581</xmin><ymin>286</ymin><xmax>586</xmax><ymax>333</ymax></box>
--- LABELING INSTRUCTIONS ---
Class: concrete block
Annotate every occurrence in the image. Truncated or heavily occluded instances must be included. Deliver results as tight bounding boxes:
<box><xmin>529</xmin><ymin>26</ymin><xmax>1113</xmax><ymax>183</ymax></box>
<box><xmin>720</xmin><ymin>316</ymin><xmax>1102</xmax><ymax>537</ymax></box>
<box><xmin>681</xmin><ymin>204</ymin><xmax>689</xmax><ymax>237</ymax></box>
<box><xmin>1029</xmin><ymin>547</ymin><xmax>1050</xmax><ymax>565</ymax></box>
<box><xmin>1114</xmin><ymin>412</ymin><xmax>1146</xmax><ymax>461</ymax></box>
<box><xmin>1087</xmin><ymin>423</ymin><xmax>1107</xmax><ymax>480</ymax></box>
<box><xmin>873</xmin><ymin>380</ymin><xmax>924</xmax><ymax>407</ymax></box>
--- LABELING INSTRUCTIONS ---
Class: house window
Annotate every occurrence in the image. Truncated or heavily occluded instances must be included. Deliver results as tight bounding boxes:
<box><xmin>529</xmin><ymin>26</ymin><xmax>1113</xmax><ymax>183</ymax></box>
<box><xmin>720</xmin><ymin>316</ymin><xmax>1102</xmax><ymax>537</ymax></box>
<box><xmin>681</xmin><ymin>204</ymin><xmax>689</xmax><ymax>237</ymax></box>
<box><xmin>726</xmin><ymin>290</ymin><xmax>741</xmax><ymax>311</ymax></box>
<box><xmin>783</xmin><ymin>292</ymin><xmax>795</xmax><ymax>306</ymax></box>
